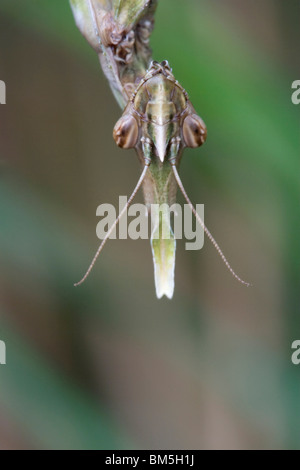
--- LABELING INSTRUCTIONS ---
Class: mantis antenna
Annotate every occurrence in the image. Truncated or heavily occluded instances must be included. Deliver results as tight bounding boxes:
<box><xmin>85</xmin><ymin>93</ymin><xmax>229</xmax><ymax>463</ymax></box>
<box><xmin>171</xmin><ymin>163</ymin><xmax>251</xmax><ymax>287</ymax></box>
<box><xmin>74</xmin><ymin>164</ymin><xmax>149</xmax><ymax>287</ymax></box>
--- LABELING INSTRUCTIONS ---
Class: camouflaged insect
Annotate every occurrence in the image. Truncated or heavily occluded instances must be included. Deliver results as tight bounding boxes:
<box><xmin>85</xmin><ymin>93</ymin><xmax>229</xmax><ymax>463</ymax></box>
<box><xmin>71</xmin><ymin>1</ymin><xmax>249</xmax><ymax>297</ymax></box>
<box><xmin>113</xmin><ymin>61</ymin><xmax>207</xmax><ymax>298</ymax></box>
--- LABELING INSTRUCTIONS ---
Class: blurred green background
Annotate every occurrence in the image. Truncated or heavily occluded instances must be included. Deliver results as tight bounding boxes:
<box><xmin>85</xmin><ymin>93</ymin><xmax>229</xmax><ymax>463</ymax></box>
<box><xmin>0</xmin><ymin>0</ymin><xmax>299</xmax><ymax>450</ymax></box>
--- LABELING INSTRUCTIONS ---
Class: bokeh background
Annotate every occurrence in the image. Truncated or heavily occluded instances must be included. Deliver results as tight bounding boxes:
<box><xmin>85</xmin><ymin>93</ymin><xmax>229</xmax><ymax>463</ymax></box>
<box><xmin>0</xmin><ymin>0</ymin><xmax>299</xmax><ymax>450</ymax></box>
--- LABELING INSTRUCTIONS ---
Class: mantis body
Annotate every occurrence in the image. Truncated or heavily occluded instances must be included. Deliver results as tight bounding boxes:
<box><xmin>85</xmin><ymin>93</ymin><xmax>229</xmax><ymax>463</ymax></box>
<box><xmin>71</xmin><ymin>0</ymin><xmax>250</xmax><ymax>297</ymax></box>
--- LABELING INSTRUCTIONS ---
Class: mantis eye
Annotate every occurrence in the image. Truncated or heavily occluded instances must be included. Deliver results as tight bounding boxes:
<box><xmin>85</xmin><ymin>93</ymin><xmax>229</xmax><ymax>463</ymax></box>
<box><xmin>113</xmin><ymin>114</ymin><xmax>139</xmax><ymax>149</ymax></box>
<box><xmin>161</xmin><ymin>60</ymin><xmax>171</xmax><ymax>71</ymax></box>
<box><xmin>183</xmin><ymin>114</ymin><xmax>207</xmax><ymax>148</ymax></box>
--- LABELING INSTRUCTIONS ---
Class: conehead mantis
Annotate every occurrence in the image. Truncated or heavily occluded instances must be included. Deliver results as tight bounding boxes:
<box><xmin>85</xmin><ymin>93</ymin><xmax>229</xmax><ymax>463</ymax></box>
<box><xmin>71</xmin><ymin>0</ymin><xmax>250</xmax><ymax>298</ymax></box>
